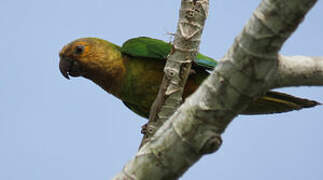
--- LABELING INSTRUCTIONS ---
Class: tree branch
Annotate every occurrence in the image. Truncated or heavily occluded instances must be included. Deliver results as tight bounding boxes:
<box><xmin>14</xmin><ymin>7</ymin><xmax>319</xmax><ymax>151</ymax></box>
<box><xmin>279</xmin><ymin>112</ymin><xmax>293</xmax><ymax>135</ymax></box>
<box><xmin>271</xmin><ymin>55</ymin><xmax>323</xmax><ymax>88</ymax></box>
<box><xmin>140</xmin><ymin>0</ymin><xmax>209</xmax><ymax>147</ymax></box>
<box><xmin>113</xmin><ymin>0</ymin><xmax>317</xmax><ymax>179</ymax></box>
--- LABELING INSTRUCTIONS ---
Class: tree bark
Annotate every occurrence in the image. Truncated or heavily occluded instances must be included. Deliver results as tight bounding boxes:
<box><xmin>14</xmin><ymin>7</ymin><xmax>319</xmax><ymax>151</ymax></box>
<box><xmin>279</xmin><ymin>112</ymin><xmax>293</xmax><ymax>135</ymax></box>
<box><xmin>272</xmin><ymin>55</ymin><xmax>323</xmax><ymax>88</ymax></box>
<box><xmin>141</xmin><ymin>0</ymin><xmax>209</xmax><ymax>147</ymax></box>
<box><xmin>113</xmin><ymin>0</ymin><xmax>318</xmax><ymax>179</ymax></box>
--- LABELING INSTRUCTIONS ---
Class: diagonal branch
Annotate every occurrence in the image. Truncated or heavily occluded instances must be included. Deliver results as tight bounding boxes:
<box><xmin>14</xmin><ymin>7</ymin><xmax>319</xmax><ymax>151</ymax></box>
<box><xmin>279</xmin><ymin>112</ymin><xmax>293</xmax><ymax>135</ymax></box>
<box><xmin>113</xmin><ymin>0</ymin><xmax>317</xmax><ymax>179</ymax></box>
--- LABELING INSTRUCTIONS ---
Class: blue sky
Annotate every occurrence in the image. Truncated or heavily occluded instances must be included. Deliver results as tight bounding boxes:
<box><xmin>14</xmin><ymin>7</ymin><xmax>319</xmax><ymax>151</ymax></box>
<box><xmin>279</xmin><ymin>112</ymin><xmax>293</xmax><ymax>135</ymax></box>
<box><xmin>0</xmin><ymin>0</ymin><xmax>322</xmax><ymax>179</ymax></box>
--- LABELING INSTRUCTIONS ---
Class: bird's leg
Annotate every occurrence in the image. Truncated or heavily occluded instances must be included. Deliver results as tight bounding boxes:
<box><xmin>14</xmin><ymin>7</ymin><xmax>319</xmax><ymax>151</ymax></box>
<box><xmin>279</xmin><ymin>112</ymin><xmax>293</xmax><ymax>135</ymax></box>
<box><xmin>139</xmin><ymin>122</ymin><xmax>159</xmax><ymax>148</ymax></box>
<box><xmin>141</xmin><ymin>123</ymin><xmax>148</xmax><ymax>134</ymax></box>
<box><xmin>190</xmin><ymin>69</ymin><xmax>196</xmax><ymax>75</ymax></box>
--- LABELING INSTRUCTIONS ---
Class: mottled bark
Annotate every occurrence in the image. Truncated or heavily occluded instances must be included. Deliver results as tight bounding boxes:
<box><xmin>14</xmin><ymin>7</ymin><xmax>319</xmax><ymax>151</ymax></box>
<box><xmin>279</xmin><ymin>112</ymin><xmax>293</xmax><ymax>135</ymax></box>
<box><xmin>113</xmin><ymin>0</ymin><xmax>318</xmax><ymax>179</ymax></box>
<box><xmin>141</xmin><ymin>0</ymin><xmax>209</xmax><ymax>147</ymax></box>
<box><xmin>272</xmin><ymin>55</ymin><xmax>323</xmax><ymax>88</ymax></box>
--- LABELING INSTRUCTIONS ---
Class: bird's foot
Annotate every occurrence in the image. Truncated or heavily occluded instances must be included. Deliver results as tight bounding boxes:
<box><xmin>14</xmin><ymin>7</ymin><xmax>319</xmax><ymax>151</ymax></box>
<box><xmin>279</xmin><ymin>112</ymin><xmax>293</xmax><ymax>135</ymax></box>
<box><xmin>190</xmin><ymin>69</ymin><xmax>196</xmax><ymax>75</ymax></box>
<box><xmin>141</xmin><ymin>123</ymin><xmax>148</xmax><ymax>135</ymax></box>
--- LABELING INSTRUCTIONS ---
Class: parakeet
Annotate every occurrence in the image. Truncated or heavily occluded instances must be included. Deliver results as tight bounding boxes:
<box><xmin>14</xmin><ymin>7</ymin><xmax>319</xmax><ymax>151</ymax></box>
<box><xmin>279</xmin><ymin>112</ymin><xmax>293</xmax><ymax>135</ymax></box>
<box><xmin>59</xmin><ymin>37</ymin><xmax>319</xmax><ymax>118</ymax></box>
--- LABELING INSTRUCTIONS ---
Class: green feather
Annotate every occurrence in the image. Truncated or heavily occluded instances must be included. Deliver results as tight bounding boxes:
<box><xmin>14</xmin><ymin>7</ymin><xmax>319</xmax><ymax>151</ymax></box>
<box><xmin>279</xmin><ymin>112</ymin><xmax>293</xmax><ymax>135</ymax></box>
<box><xmin>121</xmin><ymin>37</ymin><xmax>217</xmax><ymax>70</ymax></box>
<box><xmin>60</xmin><ymin>37</ymin><xmax>320</xmax><ymax>119</ymax></box>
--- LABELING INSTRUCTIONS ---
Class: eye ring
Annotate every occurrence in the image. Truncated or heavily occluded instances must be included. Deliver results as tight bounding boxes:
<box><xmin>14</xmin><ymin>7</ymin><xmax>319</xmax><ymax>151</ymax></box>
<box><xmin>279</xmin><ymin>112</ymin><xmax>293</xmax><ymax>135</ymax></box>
<box><xmin>74</xmin><ymin>45</ymin><xmax>84</xmax><ymax>55</ymax></box>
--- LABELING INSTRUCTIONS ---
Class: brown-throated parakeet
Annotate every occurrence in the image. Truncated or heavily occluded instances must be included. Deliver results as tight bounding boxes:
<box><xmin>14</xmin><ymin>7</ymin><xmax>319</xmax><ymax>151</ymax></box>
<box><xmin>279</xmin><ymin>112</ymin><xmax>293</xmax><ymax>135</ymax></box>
<box><xmin>59</xmin><ymin>37</ymin><xmax>320</xmax><ymax>118</ymax></box>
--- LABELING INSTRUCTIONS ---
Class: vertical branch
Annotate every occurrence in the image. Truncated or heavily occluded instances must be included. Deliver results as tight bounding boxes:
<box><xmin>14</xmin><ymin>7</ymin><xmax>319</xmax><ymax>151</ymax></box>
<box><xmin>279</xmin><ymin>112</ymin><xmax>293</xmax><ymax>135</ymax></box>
<box><xmin>140</xmin><ymin>0</ymin><xmax>210</xmax><ymax>147</ymax></box>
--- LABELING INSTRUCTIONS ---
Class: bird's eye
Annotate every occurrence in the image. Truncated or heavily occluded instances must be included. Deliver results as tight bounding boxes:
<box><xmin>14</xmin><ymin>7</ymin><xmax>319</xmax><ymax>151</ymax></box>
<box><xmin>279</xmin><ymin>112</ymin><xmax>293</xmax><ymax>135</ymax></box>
<box><xmin>74</xmin><ymin>45</ymin><xmax>84</xmax><ymax>55</ymax></box>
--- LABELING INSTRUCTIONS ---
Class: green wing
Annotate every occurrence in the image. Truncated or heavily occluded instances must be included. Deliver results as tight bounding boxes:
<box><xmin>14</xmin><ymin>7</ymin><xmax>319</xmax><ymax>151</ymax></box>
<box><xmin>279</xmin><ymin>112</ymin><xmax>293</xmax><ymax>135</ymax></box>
<box><xmin>120</xmin><ymin>37</ymin><xmax>217</xmax><ymax>69</ymax></box>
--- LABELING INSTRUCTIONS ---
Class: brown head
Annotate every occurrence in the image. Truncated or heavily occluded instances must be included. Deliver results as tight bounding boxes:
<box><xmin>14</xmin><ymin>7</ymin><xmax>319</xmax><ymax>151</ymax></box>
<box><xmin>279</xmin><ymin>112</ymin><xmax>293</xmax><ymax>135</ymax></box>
<box><xmin>59</xmin><ymin>38</ymin><xmax>126</xmax><ymax>96</ymax></box>
<box><xmin>59</xmin><ymin>38</ymin><xmax>121</xmax><ymax>79</ymax></box>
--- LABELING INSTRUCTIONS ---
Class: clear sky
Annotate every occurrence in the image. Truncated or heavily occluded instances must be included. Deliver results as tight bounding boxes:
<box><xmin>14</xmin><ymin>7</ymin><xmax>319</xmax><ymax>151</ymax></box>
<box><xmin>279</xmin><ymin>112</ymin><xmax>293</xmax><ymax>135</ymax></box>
<box><xmin>0</xmin><ymin>0</ymin><xmax>322</xmax><ymax>179</ymax></box>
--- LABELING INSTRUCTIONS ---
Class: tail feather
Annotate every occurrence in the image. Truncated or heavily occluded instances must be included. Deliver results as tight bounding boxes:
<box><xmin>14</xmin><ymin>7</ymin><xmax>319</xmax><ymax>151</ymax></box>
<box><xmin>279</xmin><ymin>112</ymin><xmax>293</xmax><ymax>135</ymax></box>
<box><xmin>242</xmin><ymin>91</ymin><xmax>321</xmax><ymax>115</ymax></box>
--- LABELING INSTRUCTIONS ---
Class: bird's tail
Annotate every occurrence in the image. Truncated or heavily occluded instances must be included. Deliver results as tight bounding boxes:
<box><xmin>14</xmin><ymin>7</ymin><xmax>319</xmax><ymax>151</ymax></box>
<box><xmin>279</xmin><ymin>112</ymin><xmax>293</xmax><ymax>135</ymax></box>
<box><xmin>242</xmin><ymin>91</ymin><xmax>321</xmax><ymax>115</ymax></box>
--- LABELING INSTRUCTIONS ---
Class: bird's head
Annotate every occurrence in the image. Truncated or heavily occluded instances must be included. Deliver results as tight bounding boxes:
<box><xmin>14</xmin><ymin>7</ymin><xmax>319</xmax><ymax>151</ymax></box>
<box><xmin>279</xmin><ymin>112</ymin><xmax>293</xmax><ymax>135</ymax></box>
<box><xmin>59</xmin><ymin>38</ymin><xmax>121</xmax><ymax>80</ymax></box>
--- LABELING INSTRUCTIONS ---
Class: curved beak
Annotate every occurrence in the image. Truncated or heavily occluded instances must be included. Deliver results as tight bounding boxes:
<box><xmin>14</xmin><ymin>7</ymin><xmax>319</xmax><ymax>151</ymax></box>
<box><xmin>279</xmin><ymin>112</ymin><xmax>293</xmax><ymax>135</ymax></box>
<box><xmin>59</xmin><ymin>58</ymin><xmax>71</xmax><ymax>80</ymax></box>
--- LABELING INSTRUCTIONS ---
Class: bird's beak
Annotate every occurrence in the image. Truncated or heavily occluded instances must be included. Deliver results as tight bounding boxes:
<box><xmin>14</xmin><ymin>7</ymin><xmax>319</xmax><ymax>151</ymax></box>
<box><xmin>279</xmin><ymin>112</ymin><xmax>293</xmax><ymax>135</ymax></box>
<box><xmin>59</xmin><ymin>57</ymin><xmax>83</xmax><ymax>79</ymax></box>
<box><xmin>59</xmin><ymin>58</ymin><xmax>72</xmax><ymax>80</ymax></box>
